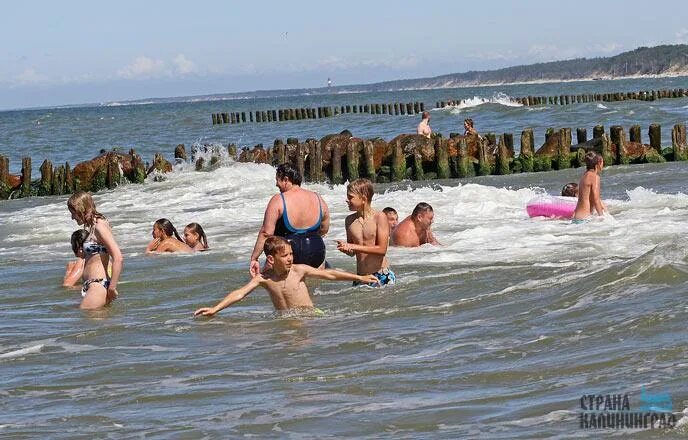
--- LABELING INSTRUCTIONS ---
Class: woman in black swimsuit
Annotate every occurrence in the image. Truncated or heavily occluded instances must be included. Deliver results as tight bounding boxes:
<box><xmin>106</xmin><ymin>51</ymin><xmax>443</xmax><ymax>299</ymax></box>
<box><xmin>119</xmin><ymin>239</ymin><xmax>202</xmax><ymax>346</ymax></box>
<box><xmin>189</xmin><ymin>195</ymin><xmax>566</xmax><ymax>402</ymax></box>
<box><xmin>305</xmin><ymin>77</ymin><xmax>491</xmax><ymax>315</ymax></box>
<box><xmin>249</xmin><ymin>164</ymin><xmax>330</xmax><ymax>276</ymax></box>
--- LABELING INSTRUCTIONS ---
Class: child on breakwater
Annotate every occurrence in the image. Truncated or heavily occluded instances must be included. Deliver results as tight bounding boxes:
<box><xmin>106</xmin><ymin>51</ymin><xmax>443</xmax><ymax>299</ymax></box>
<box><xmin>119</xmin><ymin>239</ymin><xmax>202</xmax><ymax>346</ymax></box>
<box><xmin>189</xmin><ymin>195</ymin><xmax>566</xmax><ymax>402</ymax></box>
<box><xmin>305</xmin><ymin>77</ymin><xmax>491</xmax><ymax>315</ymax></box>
<box><xmin>146</xmin><ymin>219</ymin><xmax>193</xmax><ymax>253</ymax></box>
<box><xmin>67</xmin><ymin>192</ymin><xmax>123</xmax><ymax>309</ymax></box>
<box><xmin>184</xmin><ymin>223</ymin><xmax>208</xmax><ymax>251</ymax></box>
<box><xmin>336</xmin><ymin>179</ymin><xmax>395</xmax><ymax>287</ymax></box>
<box><xmin>194</xmin><ymin>236</ymin><xmax>378</xmax><ymax>316</ymax></box>
<box><xmin>572</xmin><ymin>152</ymin><xmax>607</xmax><ymax>223</ymax></box>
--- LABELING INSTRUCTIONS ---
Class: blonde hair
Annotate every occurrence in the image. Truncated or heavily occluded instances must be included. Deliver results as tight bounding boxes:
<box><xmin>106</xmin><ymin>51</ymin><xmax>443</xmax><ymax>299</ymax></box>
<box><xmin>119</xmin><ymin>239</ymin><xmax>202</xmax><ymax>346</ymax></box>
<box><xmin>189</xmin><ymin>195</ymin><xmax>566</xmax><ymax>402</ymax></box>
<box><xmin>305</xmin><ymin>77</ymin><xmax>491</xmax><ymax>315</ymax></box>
<box><xmin>67</xmin><ymin>191</ymin><xmax>105</xmax><ymax>227</ymax></box>
<box><xmin>264</xmin><ymin>236</ymin><xmax>291</xmax><ymax>256</ymax></box>
<box><xmin>347</xmin><ymin>178</ymin><xmax>374</xmax><ymax>203</ymax></box>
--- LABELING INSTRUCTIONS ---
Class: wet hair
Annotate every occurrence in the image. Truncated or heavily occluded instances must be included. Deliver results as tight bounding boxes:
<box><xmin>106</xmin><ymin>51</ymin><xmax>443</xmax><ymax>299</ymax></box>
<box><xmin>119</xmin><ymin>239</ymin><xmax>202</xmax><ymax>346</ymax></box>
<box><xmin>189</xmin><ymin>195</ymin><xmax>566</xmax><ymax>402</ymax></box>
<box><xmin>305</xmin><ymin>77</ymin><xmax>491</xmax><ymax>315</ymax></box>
<box><xmin>382</xmin><ymin>207</ymin><xmax>398</xmax><ymax>215</ymax></box>
<box><xmin>464</xmin><ymin>118</ymin><xmax>474</xmax><ymax>128</ymax></box>
<box><xmin>412</xmin><ymin>202</ymin><xmax>434</xmax><ymax>218</ymax></box>
<box><xmin>185</xmin><ymin>222</ymin><xmax>208</xmax><ymax>249</ymax></box>
<box><xmin>584</xmin><ymin>151</ymin><xmax>603</xmax><ymax>170</ymax></box>
<box><xmin>67</xmin><ymin>191</ymin><xmax>106</xmax><ymax>227</ymax></box>
<box><xmin>561</xmin><ymin>183</ymin><xmax>579</xmax><ymax>197</ymax></box>
<box><xmin>276</xmin><ymin>163</ymin><xmax>302</xmax><ymax>186</ymax></box>
<box><xmin>154</xmin><ymin>218</ymin><xmax>184</xmax><ymax>242</ymax></box>
<box><xmin>264</xmin><ymin>235</ymin><xmax>291</xmax><ymax>256</ymax></box>
<box><xmin>421</xmin><ymin>111</ymin><xmax>430</xmax><ymax>120</ymax></box>
<box><xmin>347</xmin><ymin>178</ymin><xmax>374</xmax><ymax>203</ymax></box>
<box><xmin>70</xmin><ymin>229</ymin><xmax>90</xmax><ymax>256</ymax></box>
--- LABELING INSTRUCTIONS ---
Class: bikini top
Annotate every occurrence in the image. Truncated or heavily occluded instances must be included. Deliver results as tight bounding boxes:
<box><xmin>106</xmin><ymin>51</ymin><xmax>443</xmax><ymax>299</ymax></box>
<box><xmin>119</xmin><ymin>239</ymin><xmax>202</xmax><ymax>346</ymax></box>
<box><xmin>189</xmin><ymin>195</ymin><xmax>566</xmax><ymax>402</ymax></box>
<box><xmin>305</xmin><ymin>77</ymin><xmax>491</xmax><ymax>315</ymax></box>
<box><xmin>274</xmin><ymin>192</ymin><xmax>323</xmax><ymax>237</ymax></box>
<box><xmin>83</xmin><ymin>226</ymin><xmax>107</xmax><ymax>257</ymax></box>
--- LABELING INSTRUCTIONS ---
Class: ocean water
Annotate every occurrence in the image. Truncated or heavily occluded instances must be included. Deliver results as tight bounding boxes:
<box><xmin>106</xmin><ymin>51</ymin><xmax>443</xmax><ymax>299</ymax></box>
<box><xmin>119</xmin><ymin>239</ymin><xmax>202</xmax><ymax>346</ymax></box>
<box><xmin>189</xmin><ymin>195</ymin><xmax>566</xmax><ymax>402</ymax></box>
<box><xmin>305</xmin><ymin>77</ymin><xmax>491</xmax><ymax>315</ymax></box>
<box><xmin>1</xmin><ymin>77</ymin><xmax>688</xmax><ymax>438</ymax></box>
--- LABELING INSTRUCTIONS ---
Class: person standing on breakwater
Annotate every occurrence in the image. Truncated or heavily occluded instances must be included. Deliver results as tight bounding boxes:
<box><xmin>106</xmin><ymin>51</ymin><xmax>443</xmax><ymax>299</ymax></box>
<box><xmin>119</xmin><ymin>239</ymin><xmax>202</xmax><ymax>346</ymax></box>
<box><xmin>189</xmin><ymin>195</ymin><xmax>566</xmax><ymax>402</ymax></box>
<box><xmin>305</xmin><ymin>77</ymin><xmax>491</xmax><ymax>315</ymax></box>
<box><xmin>250</xmin><ymin>163</ymin><xmax>330</xmax><ymax>276</ymax></box>
<box><xmin>463</xmin><ymin>118</ymin><xmax>479</xmax><ymax>136</ymax></box>
<box><xmin>67</xmin><ymin>192</ymin><xmax>123</xmax><ymax>309</ymax></box>
<box><xmin>391</xmin><ymin>202</ymin><xmax>440</xmax><ymax>247</ymax></box>
<box><xmin>572</xmin><ymin>152</ymin><xmax>607</xmax><ymax>223</ymax></box>
<box><xmin>336</xmin><ymin>179</ymin><xmax>395</xmax><ymax>287</ymax></box>
<box><xmin>417</xmin><ymin>111</ymin><xmax>432</xmax><ymax>138</ymax></box>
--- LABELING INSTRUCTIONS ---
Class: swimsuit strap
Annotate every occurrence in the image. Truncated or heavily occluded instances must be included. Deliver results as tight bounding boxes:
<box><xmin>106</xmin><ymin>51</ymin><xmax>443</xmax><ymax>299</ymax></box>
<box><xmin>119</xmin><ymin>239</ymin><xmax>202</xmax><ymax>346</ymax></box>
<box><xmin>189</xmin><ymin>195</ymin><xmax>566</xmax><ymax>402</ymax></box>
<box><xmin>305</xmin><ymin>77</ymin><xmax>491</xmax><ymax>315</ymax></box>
<box><xmin>279</xmin><ymin>192</ymin><xmax>322</xmax><ymax>234</ymax></box>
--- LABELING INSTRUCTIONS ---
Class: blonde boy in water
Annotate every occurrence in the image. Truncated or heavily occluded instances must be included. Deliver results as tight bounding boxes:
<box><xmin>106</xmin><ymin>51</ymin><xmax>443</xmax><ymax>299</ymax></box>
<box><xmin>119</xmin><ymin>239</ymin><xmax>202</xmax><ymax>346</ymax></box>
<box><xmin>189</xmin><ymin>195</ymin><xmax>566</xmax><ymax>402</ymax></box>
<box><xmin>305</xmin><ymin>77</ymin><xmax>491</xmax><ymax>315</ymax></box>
<box><xmin>336</xmin><ymin>178</ymin><xmax>395</xmax><ymax>287</ymax></box>
<box><xmin>194</xmin><ymin>236</ymin><xmax>377</xmax><ymax>316</ymax></box>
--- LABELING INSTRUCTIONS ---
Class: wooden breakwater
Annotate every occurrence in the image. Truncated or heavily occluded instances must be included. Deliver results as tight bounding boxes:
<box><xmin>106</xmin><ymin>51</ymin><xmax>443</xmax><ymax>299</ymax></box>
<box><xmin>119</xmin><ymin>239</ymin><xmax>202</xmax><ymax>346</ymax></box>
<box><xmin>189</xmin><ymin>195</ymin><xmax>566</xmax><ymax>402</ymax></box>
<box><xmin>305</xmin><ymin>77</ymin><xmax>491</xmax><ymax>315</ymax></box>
<box><xmin>436</xmin><ymin>88</ymin><xmax>688</xmax><ymax>108</ymax></box>
<box><xmin>208</xmin><ymin>122</ymin><xmax>686</xmax><ymax>184</ymax></box>
<box><xmin>211</xmin><ymin>101</ymin><xmax>425</xmax><ymax>125</ymax></box>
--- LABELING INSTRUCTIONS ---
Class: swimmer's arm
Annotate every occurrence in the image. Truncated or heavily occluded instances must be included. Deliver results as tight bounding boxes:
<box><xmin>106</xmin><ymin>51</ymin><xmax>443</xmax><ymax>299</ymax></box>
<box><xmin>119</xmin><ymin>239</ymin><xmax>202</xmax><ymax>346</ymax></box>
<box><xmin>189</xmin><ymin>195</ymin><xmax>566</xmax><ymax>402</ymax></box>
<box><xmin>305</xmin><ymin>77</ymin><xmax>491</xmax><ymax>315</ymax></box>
<box><xmin>427</xmin><ymin>229</ymin><xmax>441</xmax><ymax>246</ymax></box>
<box><xmin>63</xmin><ymin>258</ymin><xmax>85</xmax><ymax>287</ymax></box>
<box><xmin>194</xmin><ymin>276</ymin><xmax>263</xmax><ymax>317</ymax></box>
<box><xmin>95</xmin><ymin>220</ymin><xmax>123</xmax><ymax>294</ymax></box>
<box><xmin>592</xmin><ymin>177</ymin><xmax>605</xmax><ymax>215</ymax></box>
<box><xmin>146</xmin><ymin>238</ymin><xmax>161</xmax><ymax>253</ymax></box>
<box><xmin>250</xmin><ymin>195</ymin><xmax>280</xmax><ymax>272</ymax></box>
<box><xmin>318</xmin><ymin>195</ymin><xmax>330</xmax><ymax>236</ymax></box>
<box><xmin>337</xmin><ymin>215</ymin><xmax>356</xmax><ymax>256</ymax></box>
<box><xmin>301</xmin><ymin>265</ymin><xmax>379</xmax><ymax>285</ymax></box>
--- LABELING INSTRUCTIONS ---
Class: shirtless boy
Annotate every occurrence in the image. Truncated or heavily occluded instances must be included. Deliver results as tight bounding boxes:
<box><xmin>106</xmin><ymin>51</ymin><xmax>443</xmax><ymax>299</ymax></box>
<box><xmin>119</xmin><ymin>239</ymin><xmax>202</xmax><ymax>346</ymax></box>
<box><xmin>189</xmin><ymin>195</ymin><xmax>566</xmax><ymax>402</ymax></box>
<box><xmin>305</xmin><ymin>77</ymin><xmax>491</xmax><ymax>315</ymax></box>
<box><xmin>572</xmin><ymin>151</ymin><xmax>606</xmax><ymax>223</ymax></box>
<box><xmin>382</xmin><ymin>207</ymin><xmax>399</xmax><ymax>231</ymax></box>
<box><xmin>417</xmin><ymin>112</ymin><xmax>432</xmax><ymax>138</ymax></box>
<box><xmin>194</xmin><ymin>236</ymin><xmax>377</xmax><ymax>316</ymax></box>
<box><xmin>336</xmin><ymin>178</ymin><xmax>395</xmax><ymax>287</ymax></box>
<box><xmin>391</xmin><ymin>202</ymin><xmax>440</xmax><ymax>247</ymax></box>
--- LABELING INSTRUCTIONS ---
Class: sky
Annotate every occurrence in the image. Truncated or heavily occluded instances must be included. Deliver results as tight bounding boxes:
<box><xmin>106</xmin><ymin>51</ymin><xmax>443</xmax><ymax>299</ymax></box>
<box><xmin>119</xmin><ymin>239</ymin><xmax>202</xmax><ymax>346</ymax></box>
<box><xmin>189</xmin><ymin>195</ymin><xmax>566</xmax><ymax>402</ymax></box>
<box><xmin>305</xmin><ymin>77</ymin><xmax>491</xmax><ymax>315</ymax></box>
<box><xmin>1</xmin><ymin>0</ymin><xmax>687</xmax><ymax>110</ymax></box>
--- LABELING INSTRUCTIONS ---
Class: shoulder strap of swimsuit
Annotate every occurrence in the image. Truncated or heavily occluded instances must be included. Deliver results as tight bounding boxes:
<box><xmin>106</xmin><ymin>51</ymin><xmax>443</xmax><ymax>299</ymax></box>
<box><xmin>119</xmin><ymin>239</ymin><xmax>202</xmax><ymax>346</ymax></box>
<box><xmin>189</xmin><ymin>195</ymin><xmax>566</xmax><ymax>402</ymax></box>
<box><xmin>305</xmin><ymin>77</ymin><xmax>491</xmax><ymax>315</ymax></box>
<box><xmin>279</xmin><ymin>192</ymin><xmax>297</xmax><ymax>233</ymax></box>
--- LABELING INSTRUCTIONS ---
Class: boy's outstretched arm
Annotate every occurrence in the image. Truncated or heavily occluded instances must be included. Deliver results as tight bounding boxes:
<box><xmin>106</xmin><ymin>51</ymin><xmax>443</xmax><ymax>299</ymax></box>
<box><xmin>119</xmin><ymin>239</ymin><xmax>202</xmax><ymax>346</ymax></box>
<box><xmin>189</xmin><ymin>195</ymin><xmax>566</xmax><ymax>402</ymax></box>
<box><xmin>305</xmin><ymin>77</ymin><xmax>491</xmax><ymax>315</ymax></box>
<box><xmin>301</xmin><ymin>265</ymin><xmax>379</xmax><ymax>285</ymax></box>
<box><xmin>194</xmin><ymin>276</ymin><xmax>263</xmax><ymax>317</ymax></box>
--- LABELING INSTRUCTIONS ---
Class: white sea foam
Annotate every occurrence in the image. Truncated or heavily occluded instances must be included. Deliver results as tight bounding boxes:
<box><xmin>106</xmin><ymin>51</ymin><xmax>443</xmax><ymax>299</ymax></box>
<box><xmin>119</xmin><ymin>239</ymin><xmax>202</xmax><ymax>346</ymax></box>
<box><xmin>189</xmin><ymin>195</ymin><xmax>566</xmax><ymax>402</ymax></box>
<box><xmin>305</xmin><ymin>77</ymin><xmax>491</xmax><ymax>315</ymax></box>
<box><xmin>445</xmin><ymin>92</ymin><xmax>522</xmax><ymax>113</ymax></box>
<box><xmin>0</xmin><ymin>344</ymin><xmax>44</xmax><ymax>360</ymax></box>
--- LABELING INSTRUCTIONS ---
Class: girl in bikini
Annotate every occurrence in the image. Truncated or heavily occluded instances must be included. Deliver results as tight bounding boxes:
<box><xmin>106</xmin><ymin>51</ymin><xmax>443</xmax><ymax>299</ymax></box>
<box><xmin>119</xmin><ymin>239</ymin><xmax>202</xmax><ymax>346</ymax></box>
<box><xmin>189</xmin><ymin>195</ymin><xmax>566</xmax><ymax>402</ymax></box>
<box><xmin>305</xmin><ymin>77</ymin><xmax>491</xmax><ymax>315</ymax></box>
<box><xmin>67</xmin><ymin>192</ymin><xmax>123</xmax><ymax>309</ymax></box>
<box><xmin>146</xmin><ymin>219</ymin><xmax>193</xmax><ymax>253</ymax></box>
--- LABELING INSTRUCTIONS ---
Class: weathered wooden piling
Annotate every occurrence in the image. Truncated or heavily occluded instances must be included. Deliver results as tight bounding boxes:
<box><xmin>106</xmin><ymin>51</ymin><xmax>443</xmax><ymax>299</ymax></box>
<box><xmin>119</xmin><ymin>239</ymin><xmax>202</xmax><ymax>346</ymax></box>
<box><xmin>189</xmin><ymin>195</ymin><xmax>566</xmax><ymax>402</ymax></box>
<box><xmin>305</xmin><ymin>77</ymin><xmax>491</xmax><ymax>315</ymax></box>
<box><xmin>21</xmin><ymin>157</ymin><xmax>31</xmax><ymax>197</ymax></box>
<box><xmin>649</xmin><ymin>123</ymin><xmax>661</xmax><ymax>152</ymax></box>
<box><xmin>496</xmin><ymin>135</ymin><xmax>510</xmax><ymax>175</ymax></box>
<box><xmin>556</xmin><ymin>128</ymin><xmax>572</xmax><ymax>170</ymax></box>
<box><xmin>435</xmin><ymin>137</ymin><xmax>450</xmax><ymax>179</ymax></box>
<box><xmin>576</xmin><ymin>128</ymin><xmax>587</xmax><ymax>144</ymax></box>
<box><xmin>346</xmin><ymin>140</ymin><xmax>360</xmax><ymax>181</ymax></box>
<box><xmin>610</xmin><ymin>126</ymin><xmax>628</xmax><ymax>164</ymax></box>
<box><xmin>629</xmin><ymin>125</ymin><xmax>641</xmax><ymax>143</ymax></box>
<box><xmin>0</xmin><ymin>155</ymin><xmax>10</xmax><ymax>198</ymax></box>
<box><xmin>39</xmin><ymin>159</ymin><xmax>53</xmax><ymax>196</ymax></box>
<box><xmin>331</xmin><ymin>144</ymin><xmax>344</xmax><ymax>185</ymax></box>
<box><xmin>391</xmin><ymin>138</ymin><xmax>405</xmax><ymax>182</ymax></box>
<box><xmin>672</xmin><ymin>124</ymin><xmax>687</xmax><ymax>160</ymax></box>
<box><xmin>519</xmin><ymin>129</ymin><xmax>535</xmax><ymax>172</ymax></box>
<box><xmin>593</xmin><ymin>125</ymin><xmax>605</xmax><ymax>139</ymax></box>
<box><xmin>362</xmin><ymin>140</ymin><xmax>376</xmax><ymax>182</ymax></box>
<box><xmin>477</xmin><ymin>139</ymin><xmax>491</xmax><ymax>176</ymax></box>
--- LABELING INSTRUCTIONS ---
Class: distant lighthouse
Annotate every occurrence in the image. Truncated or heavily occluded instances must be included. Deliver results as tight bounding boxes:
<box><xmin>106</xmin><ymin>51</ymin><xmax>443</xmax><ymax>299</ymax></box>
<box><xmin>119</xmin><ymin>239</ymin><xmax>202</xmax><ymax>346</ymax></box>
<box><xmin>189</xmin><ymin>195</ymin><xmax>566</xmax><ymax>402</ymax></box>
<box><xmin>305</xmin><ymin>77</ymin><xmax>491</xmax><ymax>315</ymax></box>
<box><xmin>327</xmin><ymin>77</ymin><xmax>332</xmax><ymax>88</ymax></box>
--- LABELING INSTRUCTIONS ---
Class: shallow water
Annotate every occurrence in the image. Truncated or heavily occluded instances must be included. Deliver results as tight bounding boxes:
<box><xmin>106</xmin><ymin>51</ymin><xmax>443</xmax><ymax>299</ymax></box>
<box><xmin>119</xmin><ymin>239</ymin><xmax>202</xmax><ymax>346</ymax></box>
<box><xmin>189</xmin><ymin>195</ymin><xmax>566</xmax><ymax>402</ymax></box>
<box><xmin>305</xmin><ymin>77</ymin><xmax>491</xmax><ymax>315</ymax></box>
<box><xmin>1</xmin><ymin>78</ymin><xmax>688</xmax><ymax>438</ymax></box>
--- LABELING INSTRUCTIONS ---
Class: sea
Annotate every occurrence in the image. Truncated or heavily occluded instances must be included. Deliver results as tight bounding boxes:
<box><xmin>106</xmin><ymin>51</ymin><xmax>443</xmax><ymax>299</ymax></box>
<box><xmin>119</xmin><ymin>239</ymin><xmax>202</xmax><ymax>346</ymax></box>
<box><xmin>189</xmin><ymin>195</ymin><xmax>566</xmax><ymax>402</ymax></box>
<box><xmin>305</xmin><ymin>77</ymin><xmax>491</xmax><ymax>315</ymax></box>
<box><xmin>1</xmin><ymin>77</ymin><xmax>688</xmax><ymax>438</ymax></box>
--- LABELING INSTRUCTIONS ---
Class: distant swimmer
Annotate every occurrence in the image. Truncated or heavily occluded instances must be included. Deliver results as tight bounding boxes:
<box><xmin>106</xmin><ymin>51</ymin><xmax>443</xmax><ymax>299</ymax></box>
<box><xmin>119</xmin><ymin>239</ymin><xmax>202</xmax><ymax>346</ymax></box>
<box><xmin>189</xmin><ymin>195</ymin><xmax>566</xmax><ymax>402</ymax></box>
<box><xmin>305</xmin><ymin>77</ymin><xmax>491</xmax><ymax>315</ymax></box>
<box><xmin>391</xmin><ymin>202</ymin><xmax>440</xmax><ymax>247</ymax></box>
<box><xmin>250</xmin><ymin>163</ymin><xmax>330</xmax><ymax>276</ymax></box>
<box><xmin>194</xmin><ymin>236</ymin><xmax>378</xmax><ymax>316</ymax></box>
<box><xmin>572</xmin><ymin>152</ymin><xmax>607</xmax><ymax>223</ymax></box>
<box><xmin>336</xmin><ymin>179</ymin><xmax>395</xmax><ymax>287</ymax></box>
<box><xmin>67</xmin><ymin>191</ymin><xmax>123</xmax><ymax>309</ymax></box>
<box><xmin>146</xmin><ymin>219</ymin><xmax>193</xmax><ymax>253</ymax></box>
<box><xmin>561</xmin><ymin>182</ymin><xmax>579</xmax><ymax>198</ymax></box>
<box><xmin>417</xmin><ymin>111</ymin><xmax>432</xmax><ymax>138</ymax></box>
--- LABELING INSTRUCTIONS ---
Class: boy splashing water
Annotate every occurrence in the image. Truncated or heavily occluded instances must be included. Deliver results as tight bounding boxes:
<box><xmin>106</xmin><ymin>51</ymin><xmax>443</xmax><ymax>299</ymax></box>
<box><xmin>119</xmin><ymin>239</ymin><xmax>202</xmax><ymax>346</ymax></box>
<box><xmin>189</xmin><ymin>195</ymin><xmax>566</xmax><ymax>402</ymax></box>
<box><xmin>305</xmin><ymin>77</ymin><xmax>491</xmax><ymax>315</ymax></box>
<box><xmin>194</xmin><ymin>236</ymin><xmax>377</xmax><ymax>316</ymax></box>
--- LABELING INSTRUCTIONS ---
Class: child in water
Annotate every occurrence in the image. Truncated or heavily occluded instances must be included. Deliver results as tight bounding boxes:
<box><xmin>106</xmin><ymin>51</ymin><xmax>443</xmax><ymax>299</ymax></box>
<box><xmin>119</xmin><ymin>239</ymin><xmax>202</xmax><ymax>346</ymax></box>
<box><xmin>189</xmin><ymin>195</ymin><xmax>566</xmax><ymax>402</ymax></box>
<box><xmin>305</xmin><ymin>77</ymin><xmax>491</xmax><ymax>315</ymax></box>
<box><xmin>561</xmin><ymin>183</ymin><xmax>578</xmax><ymax>197</ymax></box>
<box><xmin>67</xmin><ymin>192</ymin><xmax>123</xmax><ymax>309</ymax></box>
<box><xmin>146</xmin><ymin>218</ymin><xmax>193</xmax><ymax>253</ymax></box>
<box><xmin>194</xmin><ymin>236</ymin><xmax>378</xmax><ymax>316</ymax></box>
<box><xmin>382</xmin><ymin>207</ymin><xmax>399</xmax><ymax>231</ymax></box>
<box><xmin>572</xmin><ymin>152</ymin><xmax>607</xmax><ymax>223</ymax></box>
<box><xmin>184</xmin><ymin>223</ymin><xmax>208</xmax><ymax>251</ymax></box>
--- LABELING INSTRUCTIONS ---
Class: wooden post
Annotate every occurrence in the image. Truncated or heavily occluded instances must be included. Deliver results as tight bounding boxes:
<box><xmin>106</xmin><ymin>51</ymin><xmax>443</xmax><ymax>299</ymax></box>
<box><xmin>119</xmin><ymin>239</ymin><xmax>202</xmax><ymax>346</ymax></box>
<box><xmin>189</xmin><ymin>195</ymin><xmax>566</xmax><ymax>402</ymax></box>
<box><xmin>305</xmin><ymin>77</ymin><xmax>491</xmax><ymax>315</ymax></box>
<box><xmin>672</xmin><ymin>124</ymin><xmax>687</xmax><ymax>161</ymax></box>
<box><xmin>457</xmin><ymin>138</ymin><xmax>474</xmax><ymax>178</ymax></box>
<box><xmin>52</xmin><ymin>165</ymin><xmax>65</xmax><ymax>195</ymax></box>
<box><xmin>600</xmin><ymin>134</ymin><xmax>613</xmax><ymax>166</ymax></box>
<box><xmin>391</xmin><ymin>138</ymin><xmax>406</xmax><ymax>182</ymax></box>
<box><xmin>174</xmin><ymin>144</ymin><xmax>187</xmax><ymax>162</ymax></box>
<box><xmin>435</xmin><ymin>137</ymin><xmax>450</xmax><ymax>179</ymax></box>
<box><xmin>556</xmin><ymin>128</ymin><xmax>572</xmax><ymax>170</ymax></box>
<box><xmin>629</xmin><ymin>125</ymin><xmax>641</xmax><ymax>143</ymax></box>
<box><xmin>39</xmin><ymin>159</ymin><xmax>53</xmax><ymax>196</ymax></box>
<box><xmin>477</xmin><ymin>138</ymin><xmax>491</xmax><ymax>176</ymax></box>
<box><xmin>496</xmin><ymin>135</ymin><xmax>510</xmax><ymax>175</ymax></box>
<box><xmin>609</xmin><ymin>126</ymin><xmax>628</xmax><ymax>165</ymax></box>
<box><xmin>64</xmin><ymin>162</ymin><xmax>74</xmax><ymax>192</ymax></box>
<box><xmin>363</xmin><ymin>140</ymin><xmax>376</xmax><ymax>182</ymax></box>
<box><xmin>274</xmin><ymin>139</ymin><xmax>286</xmax><ymax>165</ymax></box>
<box><xmin>331</xmin><ymin>145</ymin><xmax>343</xmax><ymax>184</ymax></box>
<box><xmin>519</xmin><ymin>129</ymin><xmax>534</xmax><ymax>172</ymax></box>
<box><xmin>230</xmin><ymin>113</ymin><xmax>236</xmax><ymax>124</ymax></box>
<box><xmin>346</xmin><ymin>140</ymin><xmax>360</xmax><ymax>181</ymax></box>
<box><xmin>296</xmin><ymin>143</ymin><xmax>306</xmax><ymax>179</ymax></box>
<box><xmin>0</xmin><ymin>155</ymin><xmax>9</xmax><ymax>187</ymax></box>
<box><xmin>576</xmin><ymin>128</ymin><xmax>587</xmax><ymax>144</ymax></box>
<box><xmin>21</xmin><ymin>157</ymin><xmax>31</xmax><ymax>197</ymax></box>
<box><xmin>593</xmin><ymin>125</ymin><xmax>605</xmax><ymax>139</ymax></box>
<box><xmin>649</xmin><ymin>123</ymin><xmax>662</xmax><ymax>153</ymax></box>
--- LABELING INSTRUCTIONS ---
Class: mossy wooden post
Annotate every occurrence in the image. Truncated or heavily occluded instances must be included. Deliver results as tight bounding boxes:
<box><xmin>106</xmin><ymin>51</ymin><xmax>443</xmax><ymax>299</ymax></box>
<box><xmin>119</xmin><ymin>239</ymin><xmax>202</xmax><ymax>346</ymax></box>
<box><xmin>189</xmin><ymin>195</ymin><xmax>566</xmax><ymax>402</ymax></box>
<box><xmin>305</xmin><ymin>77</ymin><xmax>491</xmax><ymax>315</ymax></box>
<box><xmin>20</xmin><ymin>157</ymin><xmax>32</xmax><ymax>197</ymax></box>
<box><xmin>576</xmin><ymin>128</ymin><xmax>587</xmax><ymax>144</ymax></box>
<box><xmin>346</xmin><ymin>140</ymin><xmax>360</xmax><ymax>181</ymax></box>
<box><xmin>362</xmin><ymin>140</ymin><xmax>376</xmax><ymax>182</ymax></box>
<box><xmin>629</xmin><ymin>125</ymin><xmax>641</xmax><ymax>143</ymax></box>
<box><xmin>274</xmin><ymin>139</ymin><xmax>286</xmax><ymax>166</ymax></box>
<box><xmin>307</xmin><ymin>140</ymin><xmax>323</xmax><ymax>182</ymax></box>
<box><xmin>649</xmin><ymin>123</ymin><xmax>661</xmax><ymax>153</ymax></box>
<box><xmin>671</xmin><ymin>124</ymin><xmax>687</xmax><ymax>161</ymax></box>
<box><xmin>391</xmin><ymin>139</ymin><xmax>406</xmax><ymax>181</ymax></box>
<box><xmin>593</xmin><ymin>125</ymin><xmax>605</xmax><ymax>139</ymax></box>
<box><xmin>52</xmin><ymin>165</ymin><xmax>65</xmax><ymax>195</ymax></box>
<box><xmin>435</xmin><ymin>137</ymin><xmax>450</xmax><ymax>179</ymax></box>
<box><xmin>227</xmin><ymin>144</ymin><xmax>237</xmax><ymax>158</ymax></box>
<box><xmin>39</xmin><ymin>159</ymin><xmax>53</xmax><ymax>196</ymax></box>
<box><xmin>331</xmin><ymin>145</ymin><xmax>343</xmax><ymax>184</ymax></box>
<box><xmin>64</xmin><ymin>162</ymin><xmax>74</xmax><ymax>192</ymax></box>
<box><xmin>230</xmin><ymin>113</ymin><xmax>235</xmax><ymax>124</ymax></box>
<box><xmin>106</xmin><ymin>154</ymin><xmax>122</xmax><ymax>189</ymax></box>
<box><xmin>519</xmin><ymin>129</ymin><xmax>534</xmax><ymax>172</ymax></box>
<box><xmin>545</xmin><ymin>128</ymin><xmax>554</xmax><ymax>143</ymax></box>
<box><xmin>485</xmin><ymin>133</ymin><xmax>496</xmax><ymax>147</ymax></box>
<box><xmin>496</xmin><ymin>135</ymin><xmax>510</xmax><ymax>175</ymax></box>
<box><xmin>456</xmin><ymin>138</ymin><xmax>474</xmax><ymax>178</ymax></box>
<box><xmin>296</xmin><ymin>143</ymin><xmax>307</xmax><ymax>180</ymax></box>
<box><xmin>412</xmin><ymin>149</ymin><xmax>425</xmax><ymax>180</ymax></box>
<box><xmin>600</xmin><ymin>134</ymin><xmax>613</xmax><ymax>166</ymax></box>
<box><xmin>477</xmin><ymin>138</ymin><xmax>491</xmax><ymax>176</ymax></box>
<box><xmin>211</xmin><ymin>114</ymin><xmax>217</xmax><ymax>125</ymax></box>
<box><xmin>0</xmin><ymin>155</ymin><xmax>10</xmax><ymax>198</ymax></box>
<box><xmin>610</xmin><ymin>126</ymin><xmax>628</xmax><ymax>165</ymax></box>
<box><xmin>174</xmin><ymin>144</ymin><xmax>187</xmax><ymax>162</ymax></box>
<box><xmin>129</xmin><ymin>153</ymin><xmax>145</xmax><ymax>184</ymax></box>
<box><xmin>556</xmin><ymin>128</ymin><xmax>572</xmax><ymax>170</ymax></box>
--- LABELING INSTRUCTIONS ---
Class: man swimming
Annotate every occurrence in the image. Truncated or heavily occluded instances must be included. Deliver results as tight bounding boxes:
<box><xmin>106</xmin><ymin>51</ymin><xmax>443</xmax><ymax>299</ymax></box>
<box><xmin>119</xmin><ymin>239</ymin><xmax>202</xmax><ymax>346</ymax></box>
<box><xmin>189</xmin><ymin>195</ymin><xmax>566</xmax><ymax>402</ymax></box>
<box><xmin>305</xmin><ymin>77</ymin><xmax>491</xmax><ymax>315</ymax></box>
<box><xmin>390</xmin><ymin>202</ymin><xmax>440</xmax><ymax>247</ymax></box>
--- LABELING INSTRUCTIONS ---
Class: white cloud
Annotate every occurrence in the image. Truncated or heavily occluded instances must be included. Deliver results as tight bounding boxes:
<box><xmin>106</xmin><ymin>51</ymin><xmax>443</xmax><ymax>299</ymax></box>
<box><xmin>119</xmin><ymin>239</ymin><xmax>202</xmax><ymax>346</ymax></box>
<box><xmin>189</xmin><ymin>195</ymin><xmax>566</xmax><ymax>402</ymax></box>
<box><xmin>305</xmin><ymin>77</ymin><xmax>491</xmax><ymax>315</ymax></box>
<box><xmin>592</xmin><ymin>43</ymin><xmax>622</xmax><ymax>54</ymax></box>
<box><xmin>14</xmin><ymin>68</ymin><xmax>49</xmax><ymax>85</ymax></box>
<box><xmin>117</xmin><ymin>56</ymin><xmax>166</xmax><ymax>79</ymax></box>
<box><xmin>173</xmin><ymin>54</ymin><xmax>197</xmax><ymax>75</ymax></box>
<box><xmin>676</xmin><ymin>28</ymin><xmax>688</xmax><ymax>44</ymax></box>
